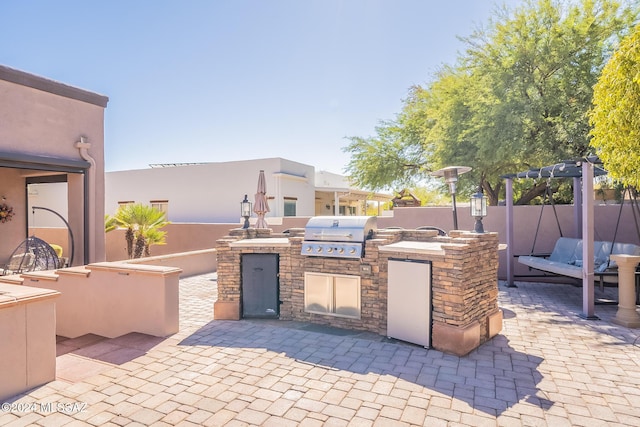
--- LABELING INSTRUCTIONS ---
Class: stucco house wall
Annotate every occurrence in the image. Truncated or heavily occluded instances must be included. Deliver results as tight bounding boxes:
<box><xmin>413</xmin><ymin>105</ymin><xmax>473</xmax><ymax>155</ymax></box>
<box><xmin>105</xmin><ymin>158</ymin><xmax>317</xmax><ymax>223</ymax></box>
<box><xmin>0</xmin><ymin>65</ymin><xmax>108</xmax><ymax>265</ymax></box>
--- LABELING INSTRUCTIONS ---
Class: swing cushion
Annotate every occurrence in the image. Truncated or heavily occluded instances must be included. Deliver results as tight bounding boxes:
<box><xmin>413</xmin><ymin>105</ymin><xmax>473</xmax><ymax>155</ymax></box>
<box><xmin>519</xmin><ymin>237</ymin><xmax>640</xmax><ymax>279</ymax></box>
<box><xmin>4</xmin><ymin>252</ymin><xmax>36</xmax><ymax>274</ymax></box>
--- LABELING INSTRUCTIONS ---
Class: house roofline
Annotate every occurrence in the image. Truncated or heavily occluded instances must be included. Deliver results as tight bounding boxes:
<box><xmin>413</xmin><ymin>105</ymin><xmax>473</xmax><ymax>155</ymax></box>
<box><xmin>0</xmin><ymin>64</ymin><xmax>109</xmax><ymax>108</ymax></box>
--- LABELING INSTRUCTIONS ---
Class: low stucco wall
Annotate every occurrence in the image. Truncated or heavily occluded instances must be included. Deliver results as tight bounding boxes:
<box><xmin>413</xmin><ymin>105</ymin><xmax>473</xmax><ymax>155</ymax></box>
<box><xmin>2</xmin><ymin>262</ymin><xmax>181</xmax><ymax>339</ymax></box>
<box><xmin>122</xmin><ymin>248</ymin><xmax>217</xmax><ymax>278</ymax></box>
<box><xmin>104</xmin><ymin>219</ymin><xmax>310</xmax><ymax>262</ymax></box>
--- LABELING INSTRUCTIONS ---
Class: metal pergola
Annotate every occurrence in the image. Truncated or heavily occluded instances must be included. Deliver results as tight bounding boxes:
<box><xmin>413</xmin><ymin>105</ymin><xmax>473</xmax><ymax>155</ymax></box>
<box><xmin>503</xmin><ymin>157</ymin><xmax>606</xmax><ymax>319</ymax></box>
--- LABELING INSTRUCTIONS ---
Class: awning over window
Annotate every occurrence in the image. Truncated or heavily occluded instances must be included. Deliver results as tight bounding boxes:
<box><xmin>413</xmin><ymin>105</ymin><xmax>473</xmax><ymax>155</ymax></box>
<box><xmin>0</xmin><ymin>151</ymin><xmax>90</xmax><ymax>173</ymax></box>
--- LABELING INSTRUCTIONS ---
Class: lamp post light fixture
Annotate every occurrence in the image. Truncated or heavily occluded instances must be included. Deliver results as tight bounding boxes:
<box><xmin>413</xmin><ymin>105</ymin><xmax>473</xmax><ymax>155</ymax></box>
<box><xmin>431</xmin><ymin>166</ymin><xmax>472</xmax><ymax>230</ymax></box>
<box><xmin>470</xmin><ymin>188</ymin><xmax>487</xmax><ymax>233</ymax></box>
<box><xmin>241</xmin><ymin>194</ymin><xmax>252</xmax><ymax>229</ymax></box>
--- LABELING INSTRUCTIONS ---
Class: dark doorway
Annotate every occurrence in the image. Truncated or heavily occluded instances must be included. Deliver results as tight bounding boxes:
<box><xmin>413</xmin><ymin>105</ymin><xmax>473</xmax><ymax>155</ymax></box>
<box><xmin>241</xmin><ymin>254</ymin><xmax>279</xmax><ymax>318</ymax></box>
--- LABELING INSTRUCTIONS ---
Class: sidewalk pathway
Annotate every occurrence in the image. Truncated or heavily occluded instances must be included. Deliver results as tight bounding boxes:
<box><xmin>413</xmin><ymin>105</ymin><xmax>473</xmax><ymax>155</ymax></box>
<box><xmin>1</xmin><ymin>273</ymin><xmax>640</xmax><ymax>426</ymax></box>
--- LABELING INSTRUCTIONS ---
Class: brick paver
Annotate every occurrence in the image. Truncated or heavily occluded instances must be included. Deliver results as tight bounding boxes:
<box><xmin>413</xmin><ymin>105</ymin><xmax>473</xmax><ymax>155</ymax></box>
<box><xmin>2</xmin><ymin>273</ymin><xmax>640</xmax><ymax>426</ymax></box>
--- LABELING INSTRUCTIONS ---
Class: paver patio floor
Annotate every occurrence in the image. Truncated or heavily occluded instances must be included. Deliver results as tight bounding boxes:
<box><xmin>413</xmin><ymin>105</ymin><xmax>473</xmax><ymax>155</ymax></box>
<box><xmin>1</xmin><ymin>273</ymin><xmax>640</xmax><ymax>426</ymax></box>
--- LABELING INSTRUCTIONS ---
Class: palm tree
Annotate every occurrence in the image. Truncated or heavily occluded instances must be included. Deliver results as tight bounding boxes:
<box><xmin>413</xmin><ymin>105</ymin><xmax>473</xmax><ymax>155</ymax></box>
<box><xmin>142</xmin><ymin>228</ymin><xmax>167</xmax><ymax>257</ymax></box>
<box><xmin>105</xmin><ymin>204</ymin><xmax>169</xmax><ymax>258</ymax></box>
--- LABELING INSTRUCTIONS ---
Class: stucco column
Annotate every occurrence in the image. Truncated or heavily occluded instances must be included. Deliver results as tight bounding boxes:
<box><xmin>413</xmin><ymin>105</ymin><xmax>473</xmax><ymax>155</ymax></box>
<box><xmin>610</xmin><ymin>254</ymin><xmax>640</xmax><ymax>328</ymax></box>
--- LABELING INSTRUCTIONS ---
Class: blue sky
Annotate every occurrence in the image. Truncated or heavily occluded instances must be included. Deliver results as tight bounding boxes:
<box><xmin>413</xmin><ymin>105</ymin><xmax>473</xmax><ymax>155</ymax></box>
<box><xmin>0</xmin><ymin>0</ymin><xmax>523</xmax><ymax>174</ymax></box>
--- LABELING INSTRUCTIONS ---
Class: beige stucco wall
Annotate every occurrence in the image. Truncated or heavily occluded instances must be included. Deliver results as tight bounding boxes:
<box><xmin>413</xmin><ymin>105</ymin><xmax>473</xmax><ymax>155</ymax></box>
<box><xmin>380</xmin><ymin>204</ymin><xmax>640</xmax><ymax>280</ymax></box>
<box><xmin>0</xmin><ymin>66</ymin><xmax>107</xmax><ymax>265</ymax></box>
<box><xmin>104</xmin><ymin>218</ymin><xmax>310</xmax><ymax>261</ymax></box>
<box><xmin>101</xmin><ymin>204</ymin><xmax>638</xmax><ymax>281</ymax></box>
<box><xmin>0</xmin><ymin>169</ymin><xmax>29</xmax><ymax>259</ymax></box>
<box><xmin>123</xmin><ymin>249</ymin><xmax>217</xmax><ymax>278</ymax></box>
<box><xmin>0</xmin><ymin>79</ymin><xmax>105</xmax><ymax>160</ymax></box>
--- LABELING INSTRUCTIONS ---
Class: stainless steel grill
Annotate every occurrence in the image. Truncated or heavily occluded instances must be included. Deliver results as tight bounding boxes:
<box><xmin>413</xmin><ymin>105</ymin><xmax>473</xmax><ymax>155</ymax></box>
<box><xmin>301</xmin><ymin>216</ymin><xmax>377</xmax><ymax>258</ymax></box>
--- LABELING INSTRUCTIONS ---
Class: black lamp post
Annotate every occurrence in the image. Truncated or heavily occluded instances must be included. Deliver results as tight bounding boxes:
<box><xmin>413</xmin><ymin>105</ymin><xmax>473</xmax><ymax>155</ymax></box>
<box><xmin>470</xmin><ymin>188</ymin><xmax>487</xmax><ymax>233</ymax></box>
<box><xmin>431</xmin><ymin>166</ymin><xmax>472</xmax><ymax>230</ymax></box>
<box><xmin>241</xmin><ymin>194</ymin><xmax>252</xmax><ymax>229</ymax></box>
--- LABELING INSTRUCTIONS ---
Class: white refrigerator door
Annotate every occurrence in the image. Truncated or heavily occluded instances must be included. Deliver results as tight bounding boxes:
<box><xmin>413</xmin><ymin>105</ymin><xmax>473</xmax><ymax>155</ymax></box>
<box><xmin>387</xmin><ymin>259</ymin><xmax>431</xmax><ymax>347</ymax></box>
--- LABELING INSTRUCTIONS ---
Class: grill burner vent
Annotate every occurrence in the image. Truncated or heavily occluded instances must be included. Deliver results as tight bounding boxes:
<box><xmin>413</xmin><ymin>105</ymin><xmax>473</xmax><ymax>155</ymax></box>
<box><xmin>301</xmin><ymin>216</ymin><xmax>377</xmax><ymax>259</ymax></box>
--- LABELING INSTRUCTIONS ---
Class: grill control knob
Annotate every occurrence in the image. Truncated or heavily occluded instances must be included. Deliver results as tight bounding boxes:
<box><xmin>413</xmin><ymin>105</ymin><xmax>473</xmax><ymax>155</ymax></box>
<box><xmin>316</xmin><ymin>247</ymin><xmax>322</xmax><ymax>253</ymax></box>
<box><xmin>349</xmin><ymin>248</ymin><xmax>356</xmax><ymax>254</ymax></box>
<box><xmin>306</xmin><ymin>246</ymin><xmax>312</xmax><ymax>252</ymax></box>
<box><xmin>338</xmin><ymin>248</ymin><xmax>344</xmax><ymax>254</ymax></box>
<box><xmin>327</xmin><ymin>247</ymin><xmax>333</xmax><ymax>253</ymax></box>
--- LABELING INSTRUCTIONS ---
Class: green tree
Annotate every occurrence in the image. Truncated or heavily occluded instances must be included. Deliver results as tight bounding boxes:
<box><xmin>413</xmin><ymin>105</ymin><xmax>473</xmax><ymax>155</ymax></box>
<box><xmin>590</xmin><ymin>24</ymin><xmax>640</xmax><ymax>188</ymax></box>
<box><xmin>105</xmin><ymin>204</ymin><xmax>169</xmax><ymax>259</ymax></box>
<box><xmin>344</xmin><ymin>0</ymin><xmax>636</xmax><ymax>205</ymax></box>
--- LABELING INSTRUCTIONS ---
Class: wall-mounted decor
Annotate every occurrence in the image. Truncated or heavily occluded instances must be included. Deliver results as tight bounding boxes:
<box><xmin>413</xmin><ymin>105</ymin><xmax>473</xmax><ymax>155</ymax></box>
<box><xmin>0</xmin><ymin>202</ymin><xmax>14</xmax><ymax>223</ymax></box>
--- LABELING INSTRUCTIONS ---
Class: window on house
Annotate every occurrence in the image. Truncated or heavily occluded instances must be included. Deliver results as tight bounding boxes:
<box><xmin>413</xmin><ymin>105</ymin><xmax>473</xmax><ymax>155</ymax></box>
<box><xmin>304</xmin><ymin>272</ymin><xmax>361</xmax><ymax>319</ymax></box>
<box><xmin>150</xmin><ymin>200</ymin><xmax>169</xmax><ymax>215</ymax></box>
<box><xmin>338</xmin><ymin>205</ymin><xmax>357</xmax><ymax>216</ymax></box>
<box><xmin>118</xmin><ymin>201</ymin><xmax>134</xmax><ymax>207</ymax></box>
<box><xmin>284</xmin><ymin>197</ymin><xmax>297</xmax><ymax>217</ymax></box>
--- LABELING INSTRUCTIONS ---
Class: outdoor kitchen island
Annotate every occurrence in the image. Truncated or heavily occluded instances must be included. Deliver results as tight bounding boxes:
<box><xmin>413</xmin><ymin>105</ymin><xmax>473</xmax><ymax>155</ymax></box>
<box><xmin>215</xmin><ymin>218</ymin><xmax>503</xmax><ymax>356</ymax></box>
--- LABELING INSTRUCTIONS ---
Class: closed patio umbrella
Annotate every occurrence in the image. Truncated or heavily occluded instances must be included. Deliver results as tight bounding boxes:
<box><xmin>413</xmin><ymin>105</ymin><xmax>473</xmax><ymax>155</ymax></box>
<box><xmin>254</xmin><ymin>170</ymin><xmax>270</xmax><ymax>228</ymax></box>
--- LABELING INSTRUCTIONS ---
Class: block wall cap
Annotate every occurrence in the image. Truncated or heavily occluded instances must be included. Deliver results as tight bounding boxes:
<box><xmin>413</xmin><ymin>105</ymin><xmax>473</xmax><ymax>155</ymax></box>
<box><xmin>88</xmin><ymin>262</ymin><xmax>183</xmax><ymax>276</ymax></box>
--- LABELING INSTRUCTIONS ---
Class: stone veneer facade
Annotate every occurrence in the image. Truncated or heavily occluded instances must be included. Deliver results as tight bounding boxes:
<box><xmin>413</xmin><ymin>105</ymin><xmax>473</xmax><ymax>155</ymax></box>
<box><xmin>214</xmin><ymin>227</ymin><xmax>502</xmax><ymax>356</ymax></box>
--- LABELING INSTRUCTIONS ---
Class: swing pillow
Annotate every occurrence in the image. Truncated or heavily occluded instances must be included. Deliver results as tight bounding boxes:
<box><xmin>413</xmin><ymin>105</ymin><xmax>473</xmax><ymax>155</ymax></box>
<box><xmin>573</xmin><ymin>259</ymin><xmax>609</xmax><ymax>272</ymax></box>
<box><xmin>548</xmin><ymin>238</ymin><xmax>582</xmax><ymax>265</ymax></box>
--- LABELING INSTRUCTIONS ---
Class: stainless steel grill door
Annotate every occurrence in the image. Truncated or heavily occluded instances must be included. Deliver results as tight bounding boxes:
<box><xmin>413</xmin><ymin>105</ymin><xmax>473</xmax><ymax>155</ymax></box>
<box><xmin>242</xmin><ymin>254</ymin><xmax>279</xmax><ymax>318</ymax></box>
<box><xmin>387</xmin><ymin>259</ymin><xmax>431</xmax><ymax>347</ymax></box>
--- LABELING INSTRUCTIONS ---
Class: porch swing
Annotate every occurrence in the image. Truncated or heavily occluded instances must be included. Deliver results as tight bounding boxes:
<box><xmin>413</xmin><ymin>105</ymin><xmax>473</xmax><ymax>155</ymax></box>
<box><xmin>505</xmin><ymin>157</ymin><xmax>640</xmax><ymax>317</ymax></box>
<box><xmin>517</xmin><ymin>170</ymin><xmax>640</xmax><ymax>286</ymax></box>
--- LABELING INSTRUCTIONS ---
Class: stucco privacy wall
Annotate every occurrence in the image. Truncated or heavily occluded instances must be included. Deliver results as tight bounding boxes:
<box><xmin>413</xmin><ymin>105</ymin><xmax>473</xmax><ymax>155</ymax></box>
<box><xmin>103</xmin><ymin>218</ymin><xmax>310</xmax><ymax>261</ymax></box>
<box><xmin>0</xmin><ymin>65</ymin><xmax>108</xmax><ymax>264</ymax></box>
<box><xmin>381</xmin><ymin>204</ymin><xmax>640</xmax><ymax>280</ymax></box>
<box><xmin>96</xmin><ymin>204</ymin><xmax>640</xmax><ymax>281</ymax></box>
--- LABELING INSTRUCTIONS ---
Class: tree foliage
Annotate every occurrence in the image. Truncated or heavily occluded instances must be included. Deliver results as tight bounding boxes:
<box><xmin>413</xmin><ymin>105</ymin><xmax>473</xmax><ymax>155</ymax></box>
<box><xmin>344</xmin><ymin>0</ymin><xmax>636</xmax><ymax>205</ymax></box>
<box><xmin>590</xmin><ymin>24</ymin><xmax>640</xmax><ymax>188</ymax></box>
<box><xmin>105</xmin><ymin>204</ymin><xmax>169</xmax><ymax>259</ymax></box>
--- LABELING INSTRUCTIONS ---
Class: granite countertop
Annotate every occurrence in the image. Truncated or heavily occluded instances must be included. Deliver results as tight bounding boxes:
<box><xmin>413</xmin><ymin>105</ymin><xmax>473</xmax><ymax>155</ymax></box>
<box><xmin>230</xmin><ymin>238</ymin><xmax>291</xmax><ymax>247</ymax></box>
<box><xmin>379</xmin><ymin>241</ymin><xmax>450</xmax><ymax>256</ymax></box>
